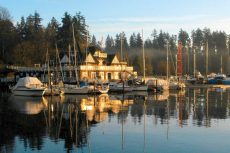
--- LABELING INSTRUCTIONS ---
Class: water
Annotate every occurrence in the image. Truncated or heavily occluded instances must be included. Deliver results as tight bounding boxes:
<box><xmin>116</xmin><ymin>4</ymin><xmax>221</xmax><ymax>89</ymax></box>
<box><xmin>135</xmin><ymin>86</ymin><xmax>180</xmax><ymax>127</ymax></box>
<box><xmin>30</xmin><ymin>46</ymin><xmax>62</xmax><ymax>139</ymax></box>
<box><xmin>0</xmin><ymin>88</ymin><xmax>230</xmax><ymax>153</ymax></box>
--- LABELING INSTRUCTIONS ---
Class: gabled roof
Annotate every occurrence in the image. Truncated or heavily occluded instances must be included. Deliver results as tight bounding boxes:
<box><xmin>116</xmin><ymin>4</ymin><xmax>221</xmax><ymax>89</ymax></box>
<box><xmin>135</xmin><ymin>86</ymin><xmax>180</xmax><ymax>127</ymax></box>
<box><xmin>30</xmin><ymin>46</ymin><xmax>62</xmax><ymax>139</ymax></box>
<box><xmin>106</xmin><ymin>54</ymin><xmax>120</xmax><ymax>65</ymax></box>
<box><xmin>60</xmin><ymin>54</ymin><xmax>70</xmax><ymax>64</ymax></box>
<box><xmin>85</xmin><ymin>53</ymin><xmax>98</xmax><ymax>64</ymax></box>
<box><xmin>88</xmin><ymin>45</ymin><xmax>106</xmax><ymax>56</ymax></box>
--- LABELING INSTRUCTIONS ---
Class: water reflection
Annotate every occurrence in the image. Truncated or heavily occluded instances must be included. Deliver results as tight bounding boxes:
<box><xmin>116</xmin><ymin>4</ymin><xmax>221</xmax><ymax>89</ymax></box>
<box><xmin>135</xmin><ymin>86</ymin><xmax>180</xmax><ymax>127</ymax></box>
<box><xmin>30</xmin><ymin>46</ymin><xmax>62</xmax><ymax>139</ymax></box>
<box><xmin>0</xmin><ymin>88</ymin><xmax>230</xmax><ymax>152</ymax></box>
<box><xmin>9</xmin><ymin>96</ymin><xmax>46</xmax><ymax>115</ymax></box>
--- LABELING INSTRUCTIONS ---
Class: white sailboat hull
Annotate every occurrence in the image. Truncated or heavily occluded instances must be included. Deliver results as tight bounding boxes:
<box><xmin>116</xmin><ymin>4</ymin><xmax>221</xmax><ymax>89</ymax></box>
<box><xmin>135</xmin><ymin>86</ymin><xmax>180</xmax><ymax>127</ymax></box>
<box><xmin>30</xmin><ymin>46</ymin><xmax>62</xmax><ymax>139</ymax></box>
<box><xmin>12</xmin><ymin>87</ymin><xmax>45</xmax><ymax>96</ymax></box>
<box><xmin>62</xmin><ymin>85</ymin><xmax>89</xmax><ymax>94</ymax></box>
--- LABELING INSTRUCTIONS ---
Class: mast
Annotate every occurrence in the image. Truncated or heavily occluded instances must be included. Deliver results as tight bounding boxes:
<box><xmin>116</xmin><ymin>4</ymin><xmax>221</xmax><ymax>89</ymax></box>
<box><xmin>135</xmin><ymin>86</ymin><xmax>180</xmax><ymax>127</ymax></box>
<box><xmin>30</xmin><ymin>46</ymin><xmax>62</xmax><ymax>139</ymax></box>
<box><xmin>120</xmin><ymin>32</ymin><xmax>123</xmax><ymax>61</ymax></box>
<box><xmin>177</xmin><ymin>42</ymin><xmax>183</xmax><ymax>77</ymax></box>
<box><xmin>72</xmin><ymin>23</ymin><xmax>79</xmax><ymax>86</ymax></box>
<box><xmin>220</xmin><ymin>54</ymin><xmax>223</xmax><ymax>74</ymax></box>
<box><xmin>142</xmin><ymin>29</ymin><xmax>146</xmax><ymax>81</ymax></box>
<box><xmin>68</xmin><ymin>44</ymin><xmax>71</xmax><ymax>66</ymax></box>
<box><xmin>166</xmin><ymin>40</ymin><xmax>169</xmax><ymax>81</ymax></box>
<box><xmin>56</xmin><ymin>44</ymin><xmax>64</xmax><ymax>82</ymax></box>
<box><xmin>187</xmin><ymin>45</ymin><xmax>190</xmax><ymax>75</ymax></box>
<box><xmin>206</xmin><ymin>41</ymin><xmax>209</xmax><ymax>76</ymax></box>
<box><xmin>193</xmin><ymin>47</ymin><xmax>196</xmax><ymax>78</ymax></box>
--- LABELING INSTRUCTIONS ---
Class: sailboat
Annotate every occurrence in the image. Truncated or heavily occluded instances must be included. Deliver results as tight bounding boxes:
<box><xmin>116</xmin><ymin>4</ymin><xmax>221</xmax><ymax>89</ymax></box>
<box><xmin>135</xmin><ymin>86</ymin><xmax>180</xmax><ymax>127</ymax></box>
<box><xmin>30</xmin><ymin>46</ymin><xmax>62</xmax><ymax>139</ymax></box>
<box><xmin>43</xmin><ymin>49</ymin><xmax>62</xmax><ymax>96</ymax></box>
<box><xmin>61</xmin><ymin>23</ymin><xmax>90</xmax><ymax>94</ymax></box>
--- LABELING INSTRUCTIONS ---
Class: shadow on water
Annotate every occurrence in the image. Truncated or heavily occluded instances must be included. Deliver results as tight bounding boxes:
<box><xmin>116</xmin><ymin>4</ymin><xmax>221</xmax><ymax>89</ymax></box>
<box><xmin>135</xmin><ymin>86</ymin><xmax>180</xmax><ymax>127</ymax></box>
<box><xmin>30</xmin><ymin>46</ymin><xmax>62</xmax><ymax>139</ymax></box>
<box><xmin>0</xmin><ymin>88</ymin><xmax>230</xmax><ymax>152</ymax></box>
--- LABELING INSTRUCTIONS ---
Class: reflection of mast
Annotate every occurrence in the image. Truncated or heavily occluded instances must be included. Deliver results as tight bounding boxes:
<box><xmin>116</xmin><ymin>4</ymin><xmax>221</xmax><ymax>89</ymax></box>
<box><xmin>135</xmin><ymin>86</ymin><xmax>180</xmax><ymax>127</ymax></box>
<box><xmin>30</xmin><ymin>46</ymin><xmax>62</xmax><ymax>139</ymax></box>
<box><xmin>206</xmin><ymin>41</ymin><xmax>209</xmax><ymax>76</ymax></box>
<box><xmin>121</xmin><ymin>92</ymin><xmax>124</xmax><ymax>150</ymax></box>
<box><xmin>177</xmin><ymin>42</ymin><xmax>183</xmax><ymax>77</ymax></box>
<box><xmin>142</xmin><ymin>29</ymin><xmax>146</xmax><ymax>81</ymax></box>
<box><xmin>75</xmin><ymin>105</ymin><xmax>78</xmax><ymax>148</ymax></box>
<box><xmin>143</xmin><ymin>97</ymin><xmax>146</xmax><ymax>153</ymax></box>
<box><xmin>206</xmin><ymin>89</ymin><xmax>209</xmax><ymax>118</ymax></box>
<box><xmin>193</xmin><ymin>89</ymin><xmax>196</xmax><ymax>117</ymax></box>
<box><xmin>167</xmin><ymin>98</ymin><xmax>169</xmax><ymax>140</ymax></box>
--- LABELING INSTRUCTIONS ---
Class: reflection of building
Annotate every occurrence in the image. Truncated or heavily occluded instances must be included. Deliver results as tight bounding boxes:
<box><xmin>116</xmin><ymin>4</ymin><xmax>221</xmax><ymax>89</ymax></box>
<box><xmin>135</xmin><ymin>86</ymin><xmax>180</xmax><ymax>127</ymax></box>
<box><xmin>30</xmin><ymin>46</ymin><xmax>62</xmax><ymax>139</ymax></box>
<box><xmin>60</xmin><ymin>46</ymin><xmax>136</xmax><ymax>82</ymax></box>
<box><xmin>80</xmin><ymin>94</ymin><xmax>133</xmax><ymax>122</ymax></box>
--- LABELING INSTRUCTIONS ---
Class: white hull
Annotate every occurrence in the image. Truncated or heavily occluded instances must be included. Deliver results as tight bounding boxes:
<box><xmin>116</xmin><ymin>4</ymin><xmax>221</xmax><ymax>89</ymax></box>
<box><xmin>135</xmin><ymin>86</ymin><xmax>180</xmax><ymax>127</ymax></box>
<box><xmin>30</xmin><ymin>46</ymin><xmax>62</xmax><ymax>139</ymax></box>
<box><xmin>62</xmin><ymin>86</ymin><xmax>89</xmax><ymax>94</ymax></box>
<box><xmin>12</xmin><ymin>88</ymin><xmax>45</xmax><ymax>96</ymax></box>
<box><xmin>132</xmin><ymin>85</ymin><xmax>148</xmax><ymax>91</ymax></box>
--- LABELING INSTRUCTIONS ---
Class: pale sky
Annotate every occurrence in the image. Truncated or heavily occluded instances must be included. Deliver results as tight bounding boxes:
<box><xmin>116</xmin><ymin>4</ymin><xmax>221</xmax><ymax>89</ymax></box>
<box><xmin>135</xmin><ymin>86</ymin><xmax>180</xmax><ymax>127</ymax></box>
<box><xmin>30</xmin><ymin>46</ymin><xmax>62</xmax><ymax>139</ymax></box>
<box><xmin>1</xmin><ymin>0</ymin><xmax>230</xmax><ymax>40</ymax></box>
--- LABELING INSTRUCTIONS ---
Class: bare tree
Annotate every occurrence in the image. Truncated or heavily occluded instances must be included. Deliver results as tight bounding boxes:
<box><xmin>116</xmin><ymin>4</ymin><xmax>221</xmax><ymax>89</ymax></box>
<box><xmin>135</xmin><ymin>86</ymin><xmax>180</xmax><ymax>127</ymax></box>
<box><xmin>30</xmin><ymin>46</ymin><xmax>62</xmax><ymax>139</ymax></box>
<box><xmin>0</xmin><ymin>6</ymin><xmax>11</xmax><ymax>21</ymax></box>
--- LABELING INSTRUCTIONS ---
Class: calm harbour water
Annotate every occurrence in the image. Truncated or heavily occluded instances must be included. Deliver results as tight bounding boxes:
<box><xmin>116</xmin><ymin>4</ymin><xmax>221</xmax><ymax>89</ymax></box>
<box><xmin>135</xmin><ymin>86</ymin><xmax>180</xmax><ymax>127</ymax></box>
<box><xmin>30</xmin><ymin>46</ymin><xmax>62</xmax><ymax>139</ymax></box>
<box><xmin>0</xmin><ymin>88</ymin><xmax>230</xmax><ymax>153</ymax></box>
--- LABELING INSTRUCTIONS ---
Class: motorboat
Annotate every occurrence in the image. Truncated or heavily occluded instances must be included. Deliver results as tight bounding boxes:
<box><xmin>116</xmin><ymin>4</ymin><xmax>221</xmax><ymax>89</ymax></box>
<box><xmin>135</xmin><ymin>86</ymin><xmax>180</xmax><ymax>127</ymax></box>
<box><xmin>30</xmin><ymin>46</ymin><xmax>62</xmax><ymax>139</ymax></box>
<box><xmin>11</xmin><ymin>77</ymin><xmax>45</xmax><ymax>96</ymax></box>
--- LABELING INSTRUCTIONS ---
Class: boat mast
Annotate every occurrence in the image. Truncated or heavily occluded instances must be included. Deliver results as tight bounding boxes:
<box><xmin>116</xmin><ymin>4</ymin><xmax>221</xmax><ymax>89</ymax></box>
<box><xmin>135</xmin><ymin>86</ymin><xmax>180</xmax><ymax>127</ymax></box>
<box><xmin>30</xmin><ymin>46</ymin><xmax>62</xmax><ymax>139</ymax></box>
<box><xmin>142</xmin><ymin>29</ymin><xmax>146</xmax><ymax>81</ymax></box>
<box><xmin>55</xmin><ymin>44</ymin><xmax>64</xmax><ymax>82</ymax></box>
<box><xmin>72</xmin><ymin>23</ymin><xmax>80</xmax><ymax>87</ymax></box>
<box><xmin>206</xmin><ymin>41</ymin><xmax>209</xmax><ymax>76</ymax></box>
<box><xmin>166</xmin><ymin>39</ymin><xmax>169</xmax><ymax>81</ymax></box>
<box><xmin>120</xmin><ymin>32</ymin><xmax>123</xmax><ymax>61</ymax></box>
<box><xmin>69</xmin><ymin>44</ymin><xmax>71</xmax><ymax>66</ymax></box>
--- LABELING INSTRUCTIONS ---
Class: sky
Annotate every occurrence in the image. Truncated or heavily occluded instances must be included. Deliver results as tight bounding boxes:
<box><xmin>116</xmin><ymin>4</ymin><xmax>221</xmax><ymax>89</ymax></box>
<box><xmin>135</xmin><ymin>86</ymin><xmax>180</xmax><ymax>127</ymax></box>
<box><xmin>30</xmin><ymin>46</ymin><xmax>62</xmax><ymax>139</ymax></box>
<box><xmin>1</xmin><ymin>0</ymin><xmax>230</xmax><ymax>41</ymax></box>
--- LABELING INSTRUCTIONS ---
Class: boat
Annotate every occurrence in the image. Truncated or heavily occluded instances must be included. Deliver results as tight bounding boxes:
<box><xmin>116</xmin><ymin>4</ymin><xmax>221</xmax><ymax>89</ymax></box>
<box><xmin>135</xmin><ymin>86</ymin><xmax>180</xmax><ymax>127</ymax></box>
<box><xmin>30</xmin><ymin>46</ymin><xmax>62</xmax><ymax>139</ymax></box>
<box><xmin>222</xmin><ymin>76</ymin><xmax>230</xmax><ymax>85</ymax></box>
<box><xmin>61</xmin><ymin>83</ymin><xmax>89</xmax><ymax>94</ymax></box>
<box><xmin>61</xmin><ymin>24</ymin><xmax>90</xmax><ymax>94</ymax></box>
<box><xmin>129</xmin><ymin>78</ymin><xmax>148</xmax><ymax>91</ymax></box>
<box><xmin>208</xmin><ymin>73</ymin><xmax>226</xmax><ymax>84</ymax></box>
<box><xmin>11</xmin><ymin>77</ymin><xmax>45</xmax><ymax>96</ymax></box>
<box><xmin>89</xmin><ymin>82</ymin><xmax>110</xmax><ymax>94</ymax></box>
<box><xmin>109</xmin><ymin>81</ymin><xmax>133</xmax><ymax>92</ymax></box>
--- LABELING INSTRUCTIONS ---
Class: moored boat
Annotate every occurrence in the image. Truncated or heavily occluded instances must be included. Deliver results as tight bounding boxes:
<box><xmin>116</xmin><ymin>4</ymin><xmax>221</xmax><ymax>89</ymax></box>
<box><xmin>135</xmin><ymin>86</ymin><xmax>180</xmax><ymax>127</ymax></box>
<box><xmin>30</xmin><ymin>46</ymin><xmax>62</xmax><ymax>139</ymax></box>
<box><xmin>11</xmin><ymin>77</ymin><xmax>45</xmax><ymax>96</ymax></box>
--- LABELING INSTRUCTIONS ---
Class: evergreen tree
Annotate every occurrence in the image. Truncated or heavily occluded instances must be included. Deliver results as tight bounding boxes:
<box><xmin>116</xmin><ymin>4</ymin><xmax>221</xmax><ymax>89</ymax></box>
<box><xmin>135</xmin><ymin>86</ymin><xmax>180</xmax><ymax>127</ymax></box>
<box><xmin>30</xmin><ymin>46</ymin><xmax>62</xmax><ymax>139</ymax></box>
<box><xmin>91</xmin><ymin>35</ymin><xmax>97</xmax><ymax>46</ymax></box>
<box><xmin>151</xmin><ymin>29</ymin><xmax>158</xmax><ymax>49</ymax></box>
<box><xmin>157</xmin><ymin>30</ymin><xmax>165</xmax><ymax>49</ymax></box>
<box><xmin>136</xmin><ymin>33</ymin><xmax>142</xmax><ymax>48</ymax></box>
<box><xmin>105</xmin><ymin>35</ymin><xmax>114</xmax><ymax>52</ymax></box>
<box><xmin>129</xmin><ymin>33</ymin><xmax>136</xmax><ymax>48</ymax></box>
<box><xmin>58</xmin><ymin>12</ymin><xmax>72</xmax><ymax>49</ymax></box>
<box><xmin>178</xmin><ymin>29</ymin><xmax>189</xmax><ymax>46</ymax></box>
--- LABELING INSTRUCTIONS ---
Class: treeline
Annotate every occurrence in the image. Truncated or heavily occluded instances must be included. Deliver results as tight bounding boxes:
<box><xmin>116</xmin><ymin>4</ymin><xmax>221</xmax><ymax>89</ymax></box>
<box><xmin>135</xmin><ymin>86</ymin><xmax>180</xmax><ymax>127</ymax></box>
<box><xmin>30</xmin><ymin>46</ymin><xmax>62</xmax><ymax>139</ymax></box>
<box><xmin>1</xmin><ymin>6</ymin><xmax>230</xmax><ymax>76</ymax></box>
<box><xmin>102</xmin><ymin>29</ymin><xmax>230</xmax><ymax>76</ymax></box>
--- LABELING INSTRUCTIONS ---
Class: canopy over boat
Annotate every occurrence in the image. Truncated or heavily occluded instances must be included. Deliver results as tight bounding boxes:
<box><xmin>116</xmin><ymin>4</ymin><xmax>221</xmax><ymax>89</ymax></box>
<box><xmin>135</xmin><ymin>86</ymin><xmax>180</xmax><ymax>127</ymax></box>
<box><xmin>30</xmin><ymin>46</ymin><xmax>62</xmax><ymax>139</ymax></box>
<box><xmin>13</xmin><ymin>77</ymin><xmax>43</xmax><ymax>90</ymax></box>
